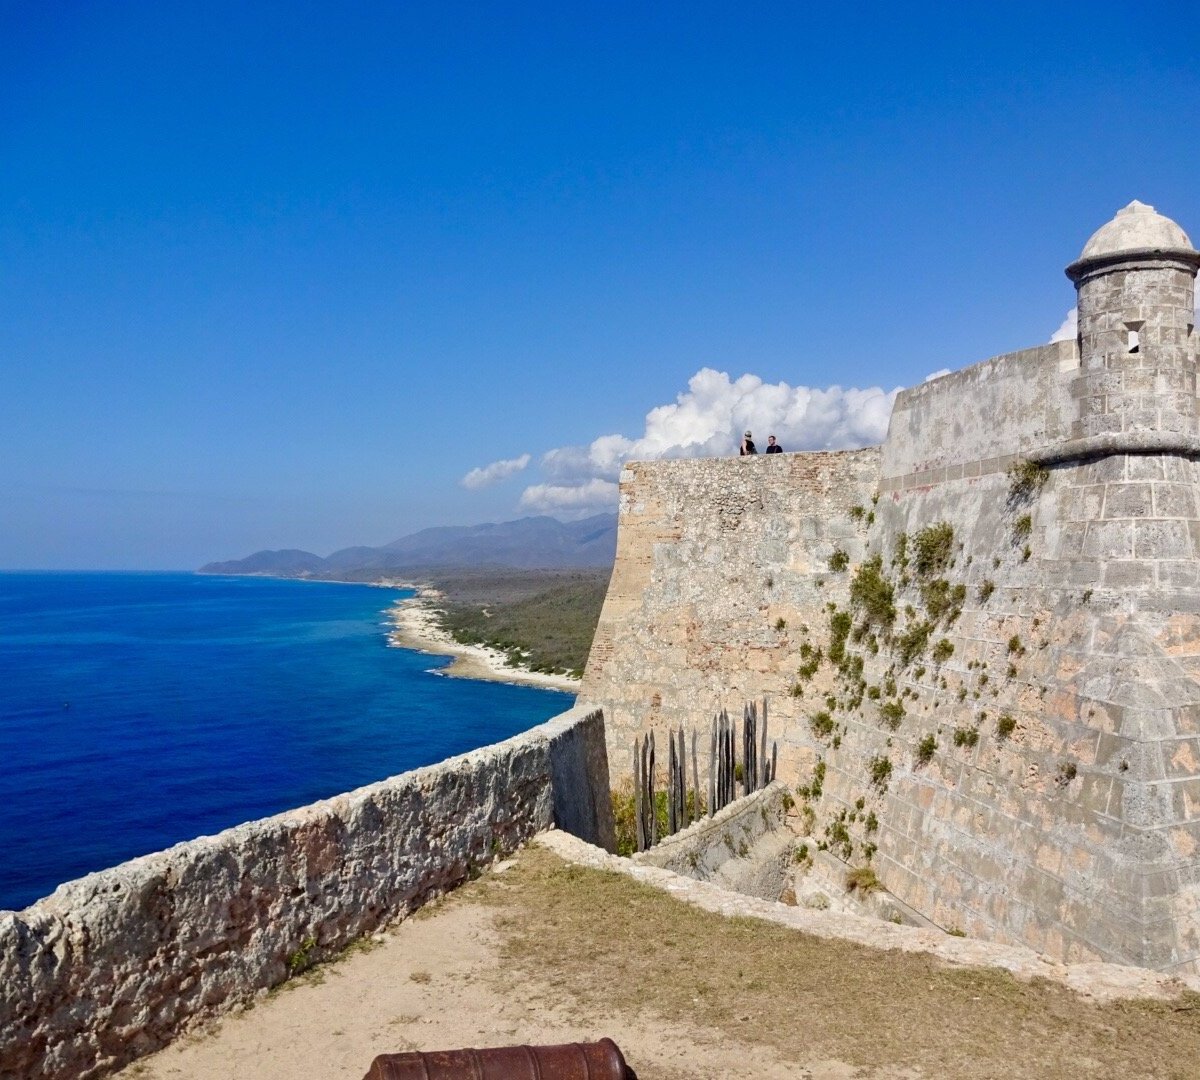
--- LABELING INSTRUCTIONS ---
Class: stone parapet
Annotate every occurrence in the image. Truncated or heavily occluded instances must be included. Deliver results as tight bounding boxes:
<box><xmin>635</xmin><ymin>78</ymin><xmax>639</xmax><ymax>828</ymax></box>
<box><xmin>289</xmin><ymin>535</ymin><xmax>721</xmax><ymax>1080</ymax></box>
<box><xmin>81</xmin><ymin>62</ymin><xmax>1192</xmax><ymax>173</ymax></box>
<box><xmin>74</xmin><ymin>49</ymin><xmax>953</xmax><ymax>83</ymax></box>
<box><xmin>0</xmin><ymin>706</ymin><xmax>613</xmax><ymax>1080</ymax></box>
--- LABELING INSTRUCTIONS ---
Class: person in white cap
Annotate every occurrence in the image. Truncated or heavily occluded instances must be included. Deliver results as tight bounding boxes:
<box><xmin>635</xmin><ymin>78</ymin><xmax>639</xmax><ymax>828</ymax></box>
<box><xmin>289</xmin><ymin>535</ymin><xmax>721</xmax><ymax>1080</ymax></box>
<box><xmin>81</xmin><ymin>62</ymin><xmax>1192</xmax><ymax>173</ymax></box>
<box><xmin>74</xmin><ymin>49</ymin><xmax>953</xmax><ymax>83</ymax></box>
<box><xmin>740</xmin><ymin>430</ymin><xmax>757</xmax><ymax>456</ymax></box>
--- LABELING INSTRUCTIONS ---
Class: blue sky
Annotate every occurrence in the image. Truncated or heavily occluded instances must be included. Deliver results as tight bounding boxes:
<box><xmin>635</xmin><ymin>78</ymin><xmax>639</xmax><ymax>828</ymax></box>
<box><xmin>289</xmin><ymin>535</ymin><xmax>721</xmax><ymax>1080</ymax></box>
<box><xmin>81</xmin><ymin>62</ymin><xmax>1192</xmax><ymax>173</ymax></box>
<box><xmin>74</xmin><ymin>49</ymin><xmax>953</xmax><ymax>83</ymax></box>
<box><xmin>2</xmin><ymin>2</ymin><xmax>1197</xmax><ymax>569</ymax></box>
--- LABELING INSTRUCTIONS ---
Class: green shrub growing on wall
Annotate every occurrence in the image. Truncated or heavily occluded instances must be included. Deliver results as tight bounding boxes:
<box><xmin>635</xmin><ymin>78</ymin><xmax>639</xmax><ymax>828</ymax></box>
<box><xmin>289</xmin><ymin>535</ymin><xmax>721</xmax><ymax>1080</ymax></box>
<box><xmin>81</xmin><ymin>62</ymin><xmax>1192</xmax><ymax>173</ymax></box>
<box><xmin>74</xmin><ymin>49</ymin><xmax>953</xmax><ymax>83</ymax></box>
<box><xmin>996</xmin><ymin>714</ymin><xmax>1017</xmax><ymax>740</ymax></box>
<box><xmin>828</xmin><ymin>548</ymin><xmax>850</xmax><ymax>572</ymax></box>
<box><xmin>845</xmin><ymin>866</ymin><xmax>881</xmax><ymax>894</ymax></box>
<box><xmin>1007</xmin><ymin>459</ymin><xmax>1049</xmax><ymax>502</ymax></box>
<box><xmin>849</xmin><ymin>554</ymin><xmax>896</xmax><ymax>628</ymax></box>
<box><xmin>916</xmin><ymin>733</ymin><xmax>937</xmax><ymax>765</ymax></box>
<box><xmin>869</xmin><ymin>755</ymin><xmax>892</xmax><ymax>792</ymax></box>
<box><xmin>979</xmin><ymin>579</ymin><xmax>996</xmax><ymax>603</ymax></box>
<box><xmin>828</xmin><ymin>610</ymin><xmax>853</xmax><ymax>664</ymax></box>
<box><xmin>810</xmin><ymin>711</ymin><xmax>835</xmax><ymax>739</ymax></box>
<box><xmin>880</xmin><ymin>699</ymin><xmax>905</xmax><ymax>730</ymax></box>
<box><xmin>913</xmin><ymin>522</ymin><xmax>955</xmax><ymax>577</ymax></box>
<box><xmin>896</xmin><ymin>620</ymin><xmax>932</xmax><ymax>666</ymax></box>
<box><xmin>796</xmin><ymin>643</ymin><xmax>823</xmax><ymax>680</ymax></box>
<box><xmin>953</xmin><ymin>727</ymin><xmax>980</xmax><ymax>749</ymax></box>
<box><xmin>932</xmin><ymin>638</ymin><xmax>954</xmax><ymax>663</ymax></box>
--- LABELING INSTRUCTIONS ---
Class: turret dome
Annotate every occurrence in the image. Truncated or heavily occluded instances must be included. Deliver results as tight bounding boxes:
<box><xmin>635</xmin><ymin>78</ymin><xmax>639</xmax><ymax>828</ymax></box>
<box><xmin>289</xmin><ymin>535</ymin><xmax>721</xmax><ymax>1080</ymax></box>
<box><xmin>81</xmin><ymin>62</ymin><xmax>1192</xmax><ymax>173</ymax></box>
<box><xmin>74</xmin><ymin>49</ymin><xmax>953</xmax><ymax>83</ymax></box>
<box><xmin>1078</xmin><ymin>200</ymin><xmax>1195</xmax><ymax>261</ymax></box>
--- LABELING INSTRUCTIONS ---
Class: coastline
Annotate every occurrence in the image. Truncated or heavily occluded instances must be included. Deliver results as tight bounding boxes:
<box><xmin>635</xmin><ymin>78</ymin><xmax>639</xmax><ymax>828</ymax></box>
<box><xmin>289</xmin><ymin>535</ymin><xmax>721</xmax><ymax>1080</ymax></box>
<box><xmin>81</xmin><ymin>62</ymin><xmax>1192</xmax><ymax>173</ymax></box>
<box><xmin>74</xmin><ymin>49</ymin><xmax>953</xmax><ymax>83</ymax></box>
<box><xmin>386</xmin><ymin>586</ymin><xmax>581</xmax><ymax>694</ymax></box>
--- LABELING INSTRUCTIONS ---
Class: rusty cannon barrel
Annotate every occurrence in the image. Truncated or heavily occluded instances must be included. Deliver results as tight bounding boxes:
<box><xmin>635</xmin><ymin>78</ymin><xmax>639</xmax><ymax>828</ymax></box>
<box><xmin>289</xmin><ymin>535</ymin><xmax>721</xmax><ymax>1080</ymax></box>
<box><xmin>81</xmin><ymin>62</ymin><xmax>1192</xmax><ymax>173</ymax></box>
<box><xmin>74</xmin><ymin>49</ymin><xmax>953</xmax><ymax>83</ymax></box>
<box><xmin>364</xmin><ymin>1038</ymin><xmax>637</xmax><ymax>1079</ymax></box>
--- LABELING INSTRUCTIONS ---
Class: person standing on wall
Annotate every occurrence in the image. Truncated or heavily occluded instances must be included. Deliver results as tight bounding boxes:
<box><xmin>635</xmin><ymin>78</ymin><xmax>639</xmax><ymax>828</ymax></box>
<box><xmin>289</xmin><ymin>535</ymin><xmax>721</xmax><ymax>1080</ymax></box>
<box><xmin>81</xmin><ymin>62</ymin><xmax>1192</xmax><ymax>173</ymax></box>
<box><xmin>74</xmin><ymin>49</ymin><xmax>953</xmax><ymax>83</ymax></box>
<box><xmin>766</xmin><ymin>435</ymin><xmax>782</xmax><ymax>454</ymax></box>
<box><xmin>740</xmin><ymin>430</ymin><xmax>757</xmax><ymax>455</ymax></box>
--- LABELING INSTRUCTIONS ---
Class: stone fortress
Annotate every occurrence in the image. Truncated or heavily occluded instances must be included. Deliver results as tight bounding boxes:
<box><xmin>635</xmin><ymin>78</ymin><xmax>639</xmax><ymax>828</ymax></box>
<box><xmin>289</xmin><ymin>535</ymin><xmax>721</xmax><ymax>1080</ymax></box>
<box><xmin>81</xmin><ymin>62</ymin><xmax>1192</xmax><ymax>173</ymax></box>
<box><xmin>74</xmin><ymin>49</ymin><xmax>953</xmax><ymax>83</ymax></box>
<box><xmin>7</xmin><ymin>201</ymin><xmax>1200</xmax><ymax>1080</ymax></box>
<box><xmin>582</xmin><ymin>200</ymin><xmax>1200</xmax><ymax>974</ymax></box>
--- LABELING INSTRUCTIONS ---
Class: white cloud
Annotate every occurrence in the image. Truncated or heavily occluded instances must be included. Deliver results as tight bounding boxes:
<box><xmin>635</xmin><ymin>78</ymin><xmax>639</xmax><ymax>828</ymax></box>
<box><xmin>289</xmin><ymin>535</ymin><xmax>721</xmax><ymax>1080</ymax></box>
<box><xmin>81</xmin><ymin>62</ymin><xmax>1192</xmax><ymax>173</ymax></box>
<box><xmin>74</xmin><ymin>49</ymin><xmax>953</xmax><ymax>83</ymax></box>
<box><xmin>518</xmin><ymin>478</ymin><xmax>619</xmax><ymax>514</ymax></box>
<box><xmin>1049</xmin><ymin>308</ymin><xmax>1077</xmax><ymax>343</ymax></box>
<box><xmin>519</xmin><ymin>367</ymin><xmax>901</xmax><ymax>512</ymax></box>
<box><xmin>924</xmin><ymin>368</ymin><xmax>952</xmax><ymax>383</ymax></box>
<box><xmin>460</xmin><ymin>453</ymin><xmax>531</xmax><ymax>490</ymax></box>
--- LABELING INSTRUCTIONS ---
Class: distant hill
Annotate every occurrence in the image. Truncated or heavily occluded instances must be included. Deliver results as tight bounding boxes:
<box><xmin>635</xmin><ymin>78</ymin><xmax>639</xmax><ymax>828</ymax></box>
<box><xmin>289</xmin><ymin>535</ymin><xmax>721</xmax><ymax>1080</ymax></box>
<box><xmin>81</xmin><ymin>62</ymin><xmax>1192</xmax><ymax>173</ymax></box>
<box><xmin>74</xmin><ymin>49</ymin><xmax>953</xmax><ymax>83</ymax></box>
<box><xmin>199</xmin><ymin>514</ymin><xmax>618</xmax><ymax>579</ymax></box>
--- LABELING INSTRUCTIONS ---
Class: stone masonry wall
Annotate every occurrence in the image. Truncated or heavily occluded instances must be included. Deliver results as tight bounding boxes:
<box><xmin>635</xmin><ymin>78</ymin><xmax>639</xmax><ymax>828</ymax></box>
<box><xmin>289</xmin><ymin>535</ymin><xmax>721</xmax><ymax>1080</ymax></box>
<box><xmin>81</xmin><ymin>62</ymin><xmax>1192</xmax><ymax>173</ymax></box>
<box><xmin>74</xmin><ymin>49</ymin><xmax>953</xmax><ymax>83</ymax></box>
<box><xmin>581</xmin><ymin>448</ymin><xmax>881</xmax><ymax>782</ymax></box>
<box><xmin>581</xmin><ymin>333</ymin><xmax>1200</xmax><ymax>973</ymax></box>
<box><xmin>0</xmin><ymin>706</ymin><xmax>613</xmax><ymax>1080</ymax></box>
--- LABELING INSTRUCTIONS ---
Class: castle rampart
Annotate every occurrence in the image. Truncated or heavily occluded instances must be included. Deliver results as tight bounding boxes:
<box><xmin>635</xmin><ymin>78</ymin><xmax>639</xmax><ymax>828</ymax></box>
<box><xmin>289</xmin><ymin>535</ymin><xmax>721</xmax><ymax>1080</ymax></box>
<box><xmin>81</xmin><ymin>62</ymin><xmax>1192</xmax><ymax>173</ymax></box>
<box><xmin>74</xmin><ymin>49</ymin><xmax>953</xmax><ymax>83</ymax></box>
<box><xmin>581</xmin><ymin>201</ymin><xmax>1200</xmax><ymax>972</ymax></box>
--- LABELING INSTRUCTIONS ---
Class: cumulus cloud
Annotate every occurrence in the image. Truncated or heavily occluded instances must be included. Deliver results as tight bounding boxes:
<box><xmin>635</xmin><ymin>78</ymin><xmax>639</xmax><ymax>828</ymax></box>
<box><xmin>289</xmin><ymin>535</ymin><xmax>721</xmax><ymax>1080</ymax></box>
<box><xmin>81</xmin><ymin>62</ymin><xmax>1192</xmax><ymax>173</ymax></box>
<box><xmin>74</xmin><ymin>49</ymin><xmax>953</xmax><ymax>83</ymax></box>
<box><xmin>460</xmin><ymin>453</ymin><xmax>530</xmax><ymax>490</ymax></box>
<box><xmin>1049</xmin><ymin>308</ymin><xmax>1077</xmax><ymax>343</ymax></box>
<box><xmin>518</xmin><ymin>367</ymin><xmax>901</xmax><ymax>513</ymax></box>
<box><xmin>518</xmin><ymin>478</ymin><xmax>620</xmax><ymax>513</ymax></box>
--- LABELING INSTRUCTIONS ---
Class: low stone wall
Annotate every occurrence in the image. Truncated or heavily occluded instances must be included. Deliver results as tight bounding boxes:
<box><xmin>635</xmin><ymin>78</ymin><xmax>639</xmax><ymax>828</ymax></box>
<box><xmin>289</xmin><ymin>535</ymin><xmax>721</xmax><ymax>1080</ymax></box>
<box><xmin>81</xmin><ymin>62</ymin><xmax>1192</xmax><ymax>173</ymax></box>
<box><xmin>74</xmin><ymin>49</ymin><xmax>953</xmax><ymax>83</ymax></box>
<box><xmin>633</xmin><ymin>783</ymin><xmax>794</xmax><ymax>900</ymax></box>
<box><xmin>0</xmin><ymin>706</ymin><xmax>613</xmax><ymax>1080</ymax></box>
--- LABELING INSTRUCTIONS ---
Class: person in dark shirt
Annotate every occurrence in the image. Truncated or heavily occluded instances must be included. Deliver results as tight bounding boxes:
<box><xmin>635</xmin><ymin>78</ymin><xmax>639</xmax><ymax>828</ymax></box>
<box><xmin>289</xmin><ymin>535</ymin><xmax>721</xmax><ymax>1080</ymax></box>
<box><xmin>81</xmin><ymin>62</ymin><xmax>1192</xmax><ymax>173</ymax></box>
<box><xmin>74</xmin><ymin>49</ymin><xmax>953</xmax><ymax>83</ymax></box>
<box><xmin>740</xmin><ymin>430</ymin><xmax>757</xmax><ymax>455</ymax></box>
<box><xmin>766</xmin><ymin>435</ymin><xmax>782</xmax><ymax>454</ymax></box>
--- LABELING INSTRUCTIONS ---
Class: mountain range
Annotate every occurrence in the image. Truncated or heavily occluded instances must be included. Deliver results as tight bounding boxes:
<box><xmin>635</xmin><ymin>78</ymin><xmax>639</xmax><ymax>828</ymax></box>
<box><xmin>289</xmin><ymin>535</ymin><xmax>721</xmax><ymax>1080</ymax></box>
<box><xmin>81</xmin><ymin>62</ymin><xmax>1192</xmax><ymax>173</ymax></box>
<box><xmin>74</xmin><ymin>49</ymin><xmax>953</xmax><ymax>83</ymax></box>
<box><xmin>198</xmin><ymin>514</ymin><xmax>618</xmax><ymax>579</ymax></box>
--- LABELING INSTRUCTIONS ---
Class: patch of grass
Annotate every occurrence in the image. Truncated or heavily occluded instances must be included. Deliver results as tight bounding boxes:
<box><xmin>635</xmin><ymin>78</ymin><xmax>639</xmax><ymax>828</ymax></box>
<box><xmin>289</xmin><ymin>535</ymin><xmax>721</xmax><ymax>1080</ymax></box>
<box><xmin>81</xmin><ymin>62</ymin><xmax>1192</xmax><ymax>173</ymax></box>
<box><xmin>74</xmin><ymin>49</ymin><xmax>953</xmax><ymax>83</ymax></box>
<box><xmin>868</xmin><ymin>755</ymin><xmax>893</xmax><ymax>792</ymax></box>
<box><xmin>829</xmin><ymin>548</ymin><xmax>850</xmax><ymax>572</ymax></box>
<box><xmin>775</xmin><ymin>616</ymin><xmax>788</xmax><ymax>631</ymax></box>
<box><xmin>1007</xmin><ymin>635</ymin><xmax>1026</xmax><ymax>656</ymax></box>
<box><xmin>286</xmin><ymin>936</ymin><xmax>318</xmax><ymax>976</ymax></box>
<box><xmin>477</xmin><ymin>847</ymin><xmax>1200</xmax><ymax>1079</ymax></box>
<box><xmin>916</xmin><ymin>733</ymin><xmax>937</xmax><ymax>765</ymax></box>
<box><xmin>1013</xmin><ymin>514</ymin><xmax>1033</xmax><ymax>540</ymax></box>
<box><xmin>979</xmin><ymin>579</ymin><xmax>995</xmax><ymax>603</ymax></box>
<box><xmin>996</xmin><ymin>714</ymin><xmax>1017</xmax><ymax>740</ymax></box>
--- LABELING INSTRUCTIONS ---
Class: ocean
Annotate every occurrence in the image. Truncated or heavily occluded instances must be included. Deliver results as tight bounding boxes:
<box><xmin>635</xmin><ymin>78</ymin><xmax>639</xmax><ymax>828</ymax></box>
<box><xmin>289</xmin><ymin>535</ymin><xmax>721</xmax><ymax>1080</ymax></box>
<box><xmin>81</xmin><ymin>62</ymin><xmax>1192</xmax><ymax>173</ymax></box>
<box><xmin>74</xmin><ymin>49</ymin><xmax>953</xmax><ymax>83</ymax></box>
<box><xmin>0</xmin><ymin>571</ymin><xmax>573</xmax><ymax>912</ymax></box>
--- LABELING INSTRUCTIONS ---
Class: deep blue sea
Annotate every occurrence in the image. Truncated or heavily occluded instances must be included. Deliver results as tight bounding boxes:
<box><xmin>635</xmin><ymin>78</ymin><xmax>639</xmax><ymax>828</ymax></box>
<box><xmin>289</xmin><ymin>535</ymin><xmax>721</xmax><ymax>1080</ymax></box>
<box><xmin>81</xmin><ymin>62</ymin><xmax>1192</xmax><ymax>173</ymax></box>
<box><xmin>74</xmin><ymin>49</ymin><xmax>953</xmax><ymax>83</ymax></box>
<box><xmin>0</xmin><ymin>572</ymin><xmax>573</xmax><ymax>912</ymax></box>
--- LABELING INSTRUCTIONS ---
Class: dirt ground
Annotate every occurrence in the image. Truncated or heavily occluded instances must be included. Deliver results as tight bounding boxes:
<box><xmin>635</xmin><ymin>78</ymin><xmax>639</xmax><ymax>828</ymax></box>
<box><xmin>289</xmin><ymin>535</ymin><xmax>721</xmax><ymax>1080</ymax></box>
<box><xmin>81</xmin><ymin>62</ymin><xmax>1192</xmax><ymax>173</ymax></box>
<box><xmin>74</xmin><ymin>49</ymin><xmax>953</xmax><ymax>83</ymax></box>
<box><xmin>117</xmin><ymin>846</ymin><xmax>1200</xmax><ymax>1080</ymax></box>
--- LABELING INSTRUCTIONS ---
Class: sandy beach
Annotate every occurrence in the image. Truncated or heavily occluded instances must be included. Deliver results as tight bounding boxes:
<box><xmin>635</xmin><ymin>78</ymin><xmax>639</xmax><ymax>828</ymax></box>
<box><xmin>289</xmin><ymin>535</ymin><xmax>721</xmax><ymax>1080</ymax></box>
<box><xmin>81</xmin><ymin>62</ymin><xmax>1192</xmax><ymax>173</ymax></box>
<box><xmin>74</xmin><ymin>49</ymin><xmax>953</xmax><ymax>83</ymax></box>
<box><xmin>386</xmin><ymin>586</ymin><xmax>580</xmax><ymax>694</ymax></box>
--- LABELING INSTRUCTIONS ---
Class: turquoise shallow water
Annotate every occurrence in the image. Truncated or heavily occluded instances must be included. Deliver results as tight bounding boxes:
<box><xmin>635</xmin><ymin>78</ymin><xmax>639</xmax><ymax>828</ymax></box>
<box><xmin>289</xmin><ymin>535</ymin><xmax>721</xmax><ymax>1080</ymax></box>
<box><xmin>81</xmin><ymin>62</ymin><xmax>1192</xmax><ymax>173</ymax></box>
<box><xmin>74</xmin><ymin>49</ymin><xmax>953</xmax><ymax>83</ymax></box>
<box><xmin>0</xmin><ymin>571</ymin><xmax>573</xmax><ymax>911</ymax></box>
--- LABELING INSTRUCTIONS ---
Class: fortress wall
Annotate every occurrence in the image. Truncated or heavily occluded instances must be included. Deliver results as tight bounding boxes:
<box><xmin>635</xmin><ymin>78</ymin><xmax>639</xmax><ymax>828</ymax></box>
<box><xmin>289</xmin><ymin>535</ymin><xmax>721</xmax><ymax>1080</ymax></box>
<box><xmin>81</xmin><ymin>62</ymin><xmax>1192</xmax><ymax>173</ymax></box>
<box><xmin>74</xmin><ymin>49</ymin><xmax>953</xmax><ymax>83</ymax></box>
<box><xmin>581</xmin><ymin>335</ymin><xmax>1200</xmax><ymax>971</ymax></box>
<box><xmin>0</xmin><ymin>706</ymin><xmax>613</xmax><ymax>1080</ymax></box>
<box><xmin>580</xmin><ymin>448</ymin><xmax>881</xmax><ymax>783</ymax></box>
<box><xmin>881</xmin><ymin>338</ymin><xmax>1079</xmax><ymax>484</ymax></box>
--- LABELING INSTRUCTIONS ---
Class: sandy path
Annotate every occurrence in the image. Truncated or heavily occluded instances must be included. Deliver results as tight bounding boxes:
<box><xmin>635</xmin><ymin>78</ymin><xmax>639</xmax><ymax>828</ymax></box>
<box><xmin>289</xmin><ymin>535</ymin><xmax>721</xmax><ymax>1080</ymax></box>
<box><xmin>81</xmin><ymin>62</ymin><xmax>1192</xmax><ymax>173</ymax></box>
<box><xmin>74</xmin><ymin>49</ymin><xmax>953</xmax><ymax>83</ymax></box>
<box><xmin>385</xmin><ymin>589</ymin><xmax>580</xmax><ymax>694</ymax></box>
